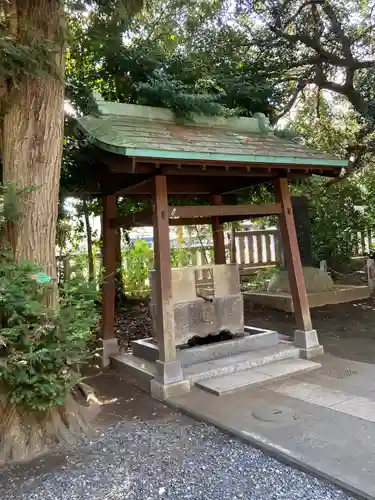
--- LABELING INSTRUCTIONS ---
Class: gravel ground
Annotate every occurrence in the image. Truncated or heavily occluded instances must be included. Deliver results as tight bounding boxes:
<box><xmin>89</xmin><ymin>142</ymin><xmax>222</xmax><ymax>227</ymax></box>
<box><xmin>1</xmin><ymin>420</ymin><xmax>353</xmax><ymax>500</ymax></box>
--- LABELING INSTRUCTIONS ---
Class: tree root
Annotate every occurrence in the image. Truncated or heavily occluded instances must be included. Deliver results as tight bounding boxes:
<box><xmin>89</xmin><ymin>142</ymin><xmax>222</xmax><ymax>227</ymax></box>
<box><xmin>0</xmin><ymin>389</ymin><xmax>100</xmax><ymax>465</ymax></box>
<box><xmin>77</xmin><ymin>381</ymin><xmax>102</xmax><ymax>406</ymax></box>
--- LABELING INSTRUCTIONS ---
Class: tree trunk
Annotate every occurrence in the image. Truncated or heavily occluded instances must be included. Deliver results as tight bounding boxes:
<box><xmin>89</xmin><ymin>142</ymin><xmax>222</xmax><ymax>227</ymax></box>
<box><xmin>0</xmin><ymin>0</ymin><xmax>93</xmax><ymax>466</ymax></box>
<box><xmin>83</xmin><ymin>197</ymin><xmax>95</xmax><ymax>281</ymax></box>
<box><xmin>1</xmin><ymin>0</ymin><xmax>65</xmax><ymax>308</ymax></box>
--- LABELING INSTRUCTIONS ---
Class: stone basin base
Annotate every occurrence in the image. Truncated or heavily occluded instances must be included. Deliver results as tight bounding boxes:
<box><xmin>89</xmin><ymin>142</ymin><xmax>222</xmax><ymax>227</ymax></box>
<box><xmin>243</xmin><ymin>285</ymin><xmax>370</xmax><ymax>313</ymax></box>
<box><xmin>131</xmin><ymin>326</ymin><xmax>279</xmax><ymax>367</ymax></box>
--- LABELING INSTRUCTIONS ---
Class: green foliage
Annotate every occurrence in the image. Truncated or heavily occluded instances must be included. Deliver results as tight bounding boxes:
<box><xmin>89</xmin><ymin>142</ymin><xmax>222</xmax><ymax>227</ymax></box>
<box><xmin>0</xmin><ymin>182</ymin><xmax>22</xmax><ymax>226</ymax></box>
<box><xmin>310</xmin><ymin>186</ymin><xmax>362</xmax><ymax>271</ymax></box>
<box><xmin>0</xmin><ymin>252</ymin><xmax>98</xmax><ymax>412</ymax></box>
<box><xmin>0</xmin><ymin>29</ymin><xmax>57</xmax><ymax>117</ymax></box>
<box><xmin>171</xmin><ymin>247</ymin><xmax>193</xmax><ymax>268</ymax></box>
<box><xmin>286</xmin><ymin>91</ymin><xmax>375</xmax><ymax>271</ymax></box>
<box><xmin>121</xmin><ymin>236</ymin><xmax>215</xmax><ymax>296</ymax></box>
<box><xmin>291</xmin><ymin>179</ymin><xmax>367</xmax><ymax>271</ymax></box>
<box><xmin>123</xmin><ymin>240</ymin><xmax>153</xmax><ymax>296</ymax></box>
<box><xmin>66</xmin><ymin>1</ymin><xmax>280</xmax><ymax>118</ymax></box>
<box><xmin>242</xmin><ymin>268</ymin><xmax>275</xmax><ymax>292</ymax></box>
<box><xmin>235</xmin><ymin>0</ymin><xmax>375</xmax><ymax>131</ymax></box>
<box><xmin>137</xmin><ymin>70</ymin><xmax>231</xmax><ymax>119</ymax></box>
<box><xmin>0</xmin><ymin>0</ymin><xmax>146</xmax><ymax>107</ymax></box>
<box><xmin>287</xmin><ymin>92</ymin><xmax>359</xmax><ymax>159</ymax></box>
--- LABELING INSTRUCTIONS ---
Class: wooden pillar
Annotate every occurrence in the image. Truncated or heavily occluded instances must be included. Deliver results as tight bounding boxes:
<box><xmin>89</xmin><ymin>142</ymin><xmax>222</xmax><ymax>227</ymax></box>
<box><xmin>276</xmin><ymin>178</ymin><xmax>312</xmax><ymax>331</ymax></box>
<box><xmin>102</xmin><ymin>194</ymin><xmax>119</xmax><ymax>365</ymax></box>
<box><xmin>151</xmin><ymin>175</ymin><xmax>188</xmax><ymax>399</ymax></box>
<box><xmin>276</xmin><ymin>178</ymin><xmax>323</xmax><ymax>359</ymax></box>
<box><xmin>276</xmin><ymin>178</ymin><xmax>322</xmax><ymax>358</ymax></box>
<box><xmin>230</xmin><ymin>223</ymin><xmax>237</xmax><ymax>264</ymax></box>
<box><xmin>211</xmin><ymin>195</ymin><xmax>226</xmax><ymax>264</ymax></box>
<box><xmin>152</xmin><ymin>175</ymin><xmax>177</xmax><ymax>363</ymax></box>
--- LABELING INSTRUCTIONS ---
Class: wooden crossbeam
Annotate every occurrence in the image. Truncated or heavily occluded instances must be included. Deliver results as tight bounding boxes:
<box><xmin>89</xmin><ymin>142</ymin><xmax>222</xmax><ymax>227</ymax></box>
<box><xmin>115</xmin><ymin>175</ymin><xmax>264</xmax><ymax>196</ymax></box>
<box><xmin>111</xmin><ymin>211</ymin><xmax>153</xmax><ymax>228</ymax></box>
<box><xmin>112</xmin><ymin>203</ymin><xmax>281</xmax><ymax>228</ymax></box>
<box><xmin>112</xmin><ymin>213</ymin><xmax>213</xmax><ymax>228</ymax></box>
<box><xmin>168</xmin><ymin>203</ymin><xmax>282</xmax><ymax>219</ymax></box>
<box><xmin>117</xmin><ymin>176</ymin><xmax>218</xmax><ymax>196</ymax></box>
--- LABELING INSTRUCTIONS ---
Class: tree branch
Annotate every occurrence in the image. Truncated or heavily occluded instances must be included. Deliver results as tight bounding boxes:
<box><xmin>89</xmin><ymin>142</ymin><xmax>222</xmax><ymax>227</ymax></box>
<box><xmin>308</xmin><ymin>76</ymin><xmax>369</xmax><ymax>115</ymax></box>
<box><xmin>282</xmin><ymin>0</ymin><xmax>323</xmax><ymax>26</ymax></box>
<box><xmin>274</xmin><ymin>73</ymin><xmax>310</xmax><ymax>123</ymax></box>
<box><xmin>320</xmin><ymin>1</ymin><xmax>353</xmax><ymax>59</ymax></box>
<box><xmin>273</xmin><ymin>29</ymin><xmax>374</xmax><ymax>70</ymax></box>
<box><xmin>345</xmin><ymin>67</ymin><xmax>354</xmax><ymax>88</ymax></box>
<box><xmin>274</xmin><ymin>86</ymin><xmax>303</xmax><ymax>123</ymax></box>
<box><xmin>270</xmin><ymin>25</ymin><xmax>335</xmax><ymax>60</ymax></box>
<box><xmin>278</xmin><ymin>72</ymin><xmax>370</xmax><ymax>118</ymax></box>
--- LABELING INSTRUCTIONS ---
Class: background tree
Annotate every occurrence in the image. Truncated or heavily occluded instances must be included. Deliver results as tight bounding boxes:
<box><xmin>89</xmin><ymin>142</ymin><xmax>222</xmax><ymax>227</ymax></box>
<box><xmin>0</xmin><ymin>0</ymin><xmax>147</xmax><ymax>463</ymax></box>
<box><xmin>234</xmin><ymin>0</ymin><xmax>375</xmax><ymax>170</ymax></box>
<box><xmin>0</xmin><ymin>0</ymin><xmax>146</xmax><ymax>305</ymax></box>
<box><xmin>0</xmin><ymin>0</ymin><xmax>65</xmax><ymax>306</ymax></box>
<box><xmin>66</xmin><ymin>0</ymin><xmax>282</xmax><ymax>117</ymax></box>
<box><xmin>287</xmin><ymin>91</ymin><xmax>375</xmax><ymax>269</ymax></box>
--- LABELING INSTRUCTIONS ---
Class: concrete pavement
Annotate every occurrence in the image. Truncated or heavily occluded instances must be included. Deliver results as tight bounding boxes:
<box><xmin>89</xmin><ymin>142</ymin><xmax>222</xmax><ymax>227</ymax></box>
<box><xmin>170</xmin><ymin>353</ymin><xmax>375</xmax><ymax>499</ymax></box>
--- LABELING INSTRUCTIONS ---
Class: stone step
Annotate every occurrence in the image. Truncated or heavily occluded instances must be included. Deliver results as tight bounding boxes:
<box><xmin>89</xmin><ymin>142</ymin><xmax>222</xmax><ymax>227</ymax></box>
<box><xmin>184</xmin><ymin>344</ymin><xmax>300</xmax><ymax>384</ymax></box>
<box><xmin>196</xmin><ymin>358</ymin><xmax>321</xmax><ymax>396</ymax></box>
<box><xmin>111</xmin><ymin>354</ymin><xmax>156</xmax><ymax>393</ymax></box>
<box><xmin>132</xmin><ymin>327</ymin><xmax>279</xmax><ymax>367</ymax></box>
<box><xmin>111</xmin><ymin>343</ymin><xmax>304</xmax><ymax>395</ymax></box>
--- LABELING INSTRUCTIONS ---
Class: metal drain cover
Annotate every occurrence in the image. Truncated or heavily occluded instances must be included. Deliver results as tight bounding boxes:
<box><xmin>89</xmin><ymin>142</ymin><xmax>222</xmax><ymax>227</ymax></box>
<box><xmin>320</xmin><ymin>368</ymin><xmax>358</xmax><ymax>379</ymax></box>
<box><xmin>252</xmin><ymin>407</ymin><xmax>298</xmax><ymax>422</ymax></box>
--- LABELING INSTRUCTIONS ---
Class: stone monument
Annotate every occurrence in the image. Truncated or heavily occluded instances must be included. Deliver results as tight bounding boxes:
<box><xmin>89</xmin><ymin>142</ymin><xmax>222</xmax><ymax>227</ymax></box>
<box><xmin>268</xmin><ymin>196</ymin><xmax>335</xmax><ymax>293</ymax></box>
<box><xmin>291</xmin><ymin>196</ymin><xmax>313</xmax><ymax>267</ymax></box>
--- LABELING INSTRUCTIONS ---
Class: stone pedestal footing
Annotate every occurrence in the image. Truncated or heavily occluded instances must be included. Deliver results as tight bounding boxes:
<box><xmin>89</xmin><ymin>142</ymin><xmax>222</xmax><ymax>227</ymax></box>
<box><xmin>150</xmin><ymin>360</ymin><xmax>190</xmax><ymax>401</ymax></box>
<box><xmin>294</xmin><ymin>329</ymin><xmax>324</xmax><ymax>359</ymax></box>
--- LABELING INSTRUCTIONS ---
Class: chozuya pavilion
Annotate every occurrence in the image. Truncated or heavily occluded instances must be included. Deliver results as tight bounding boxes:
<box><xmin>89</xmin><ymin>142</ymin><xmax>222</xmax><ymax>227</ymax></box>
<box><xmin>76</xmin><ymin>93</ymin><xmax>348</xmax><ymax>401</ymax></box>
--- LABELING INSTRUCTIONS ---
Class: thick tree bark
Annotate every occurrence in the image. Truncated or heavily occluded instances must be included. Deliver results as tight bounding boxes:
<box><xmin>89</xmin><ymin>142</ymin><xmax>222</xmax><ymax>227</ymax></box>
<box><xmin>1</xmin><ymin>0</ymin><xmax>65</xmax><ymax>308</ymax></box>
<box><xmin>0</xmin><ymin>0</ymin><xmax>93</xmax><ymax>466</ymax></box>
<box><xmin>82</xmin><ymin>197</ymin><xmax>95</xmax><ymax>281</ymax></box>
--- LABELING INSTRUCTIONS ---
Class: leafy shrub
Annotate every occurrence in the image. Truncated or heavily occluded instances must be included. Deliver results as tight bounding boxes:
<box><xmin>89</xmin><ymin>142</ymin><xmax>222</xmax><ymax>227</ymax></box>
<box><xmin>241</xmin><ymin>268</ymin><xmax>275</xmax><ymax>292</ymax></box>
<box><xmin>309</xmin><ymin>187</ymin><xmax>363</xmax><ymax>272</ymax></box>
<box><xmin>171</xmin><ymin>247</ymin><xmax>192</xmax><ymax>267</ymax></box>
<box><xmin>292</xmin><ymin>179</ymin><xmax>370</xmax><ymax>273</ymax></box>
<box><xmin>123</xmin><ymin>240</ymin><xmax>153</xmax><ymax>296</ymax></box>
<box><xmin>0</xmin><ymin>252</ymin><xmax>98</xmax><ymax>412</ymax></box>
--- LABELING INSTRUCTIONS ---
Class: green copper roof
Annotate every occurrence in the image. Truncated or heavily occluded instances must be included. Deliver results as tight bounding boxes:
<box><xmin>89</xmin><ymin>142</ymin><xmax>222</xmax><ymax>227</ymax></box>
<box><xmin>76</xmin><ymin>94</ymin><xmax>348</xmax><ymax>169</ymax></box>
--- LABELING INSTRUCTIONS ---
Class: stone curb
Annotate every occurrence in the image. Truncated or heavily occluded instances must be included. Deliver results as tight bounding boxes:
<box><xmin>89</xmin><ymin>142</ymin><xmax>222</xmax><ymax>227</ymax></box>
<box><xmin>167</xmin><ymin>399</ymin><xmax>371</xmax><ymax>500</ymax></box>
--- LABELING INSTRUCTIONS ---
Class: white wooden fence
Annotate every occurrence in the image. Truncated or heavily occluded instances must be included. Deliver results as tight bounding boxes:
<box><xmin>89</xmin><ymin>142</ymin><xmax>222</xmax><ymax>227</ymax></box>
<box><xmin>57</xmin><ymin>228</ymin><xmax>372</xmax><ymax>283</ymax></box>
<box><xmin>184</xmin><ymin>227</ymin><xmax>372</xmax><ymax>277</ymax></box>
<box><xmin>233</xmin><ymin>229</ymin><xmax>281</xmax><ymax>271</ymax></box>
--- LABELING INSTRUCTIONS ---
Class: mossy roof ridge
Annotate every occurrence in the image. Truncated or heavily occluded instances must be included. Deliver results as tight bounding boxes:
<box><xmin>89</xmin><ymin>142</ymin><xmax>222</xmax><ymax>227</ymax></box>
<box><xmin>76</xmin><ymin>94</ymin><xmax>348</xmax><ymax>168</ymax></box>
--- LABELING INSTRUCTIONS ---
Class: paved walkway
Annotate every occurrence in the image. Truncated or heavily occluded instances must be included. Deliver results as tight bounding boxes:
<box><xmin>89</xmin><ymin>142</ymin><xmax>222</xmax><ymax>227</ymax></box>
<box><xmin>245</xmin><ymin>298</ymin><xmax>375</xmax><ymax>364</ymax></box>
<box><xmin>171</xmin><ymin>353</ymin><xmax>375</xmax><ymax>499</ymax></box>
<box><xmin>0</xmin><ymin>371</ymin><xmax>351</xmax><ymax>500</ymax></box>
